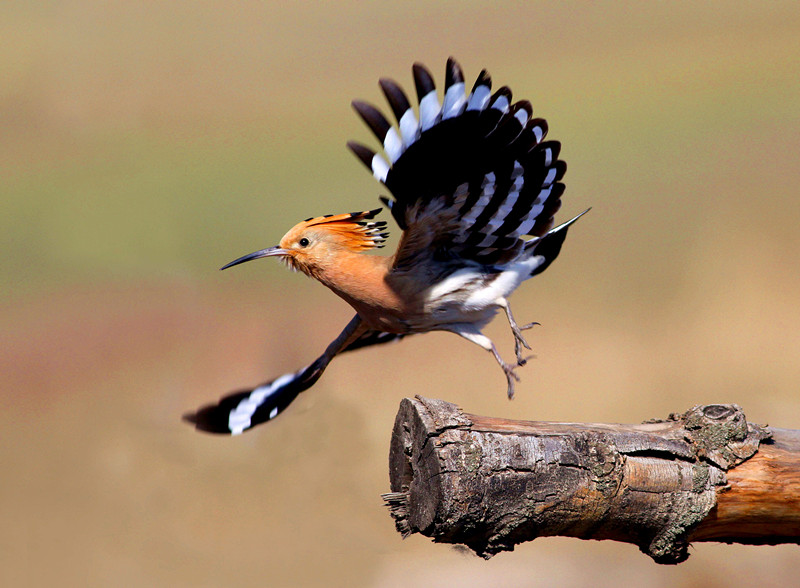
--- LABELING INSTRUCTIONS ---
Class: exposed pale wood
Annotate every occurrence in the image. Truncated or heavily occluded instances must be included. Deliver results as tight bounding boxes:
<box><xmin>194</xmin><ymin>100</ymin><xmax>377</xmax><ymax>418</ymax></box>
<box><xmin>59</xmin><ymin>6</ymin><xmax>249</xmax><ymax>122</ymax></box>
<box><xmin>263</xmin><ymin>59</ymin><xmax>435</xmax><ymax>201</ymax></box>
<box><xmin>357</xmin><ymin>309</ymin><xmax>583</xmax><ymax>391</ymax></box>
<box><xmin>691</xmin><ymin>428</ymin><xmax>800</xmax><ymax>543</ymax></box>
<box><xmin>384</xmin><ymin>396</ymin><xmax>793</xmax><ymax>564</ymax></box>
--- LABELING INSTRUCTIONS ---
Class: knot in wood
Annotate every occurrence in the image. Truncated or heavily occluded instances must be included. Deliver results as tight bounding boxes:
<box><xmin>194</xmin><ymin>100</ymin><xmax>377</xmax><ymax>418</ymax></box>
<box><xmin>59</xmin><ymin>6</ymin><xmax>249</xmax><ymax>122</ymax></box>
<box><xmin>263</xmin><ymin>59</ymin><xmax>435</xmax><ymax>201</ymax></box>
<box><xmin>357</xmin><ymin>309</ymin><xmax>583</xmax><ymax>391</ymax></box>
<box><xmin>575</xmin><ymin>431</ymin><xmax>624</xmax><ymax>497</ymax></box>
<box><xmin>680</xmin><ymin>404</ymin><xmax>771</xmax><ymax>469</ymax></box>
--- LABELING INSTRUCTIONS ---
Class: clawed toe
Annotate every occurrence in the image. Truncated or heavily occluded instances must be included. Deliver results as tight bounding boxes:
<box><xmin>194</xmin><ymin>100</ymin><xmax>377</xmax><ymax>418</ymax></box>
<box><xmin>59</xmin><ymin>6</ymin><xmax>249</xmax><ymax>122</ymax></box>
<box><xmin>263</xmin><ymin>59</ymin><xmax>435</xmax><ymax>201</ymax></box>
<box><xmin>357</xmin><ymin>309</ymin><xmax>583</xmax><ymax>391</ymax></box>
<box><xmin>501</xmin><ymin>301</ymin><xmax>540</xmax><ymax>365</ymax></box>
<box><xmin>511</xmin><ymin>322</ymin><xmax>539</xmax><ymax>363</ymax></box>
<box><xmin>516</xmin><ymin>354</ymin><xmax>534</xmax><ymax>367</ymax></box>
<box><xmin>514</xmin><ymin>334</ymin><xmax>532</xmax><ymax>351</ymax></box>
<box><xmin>501</xmin><ymin>361</ymin><xmax>521</xmax><ymax>399</ymax></box>
<box><xmin>513</xmin><ymin>333</ymin><xmax>533</xmax><ymax>364</ymax></box>
<box><xmin>489</xmin><ymin>336</ymin><xmax>528</xmax><ymax>399</ymax></box>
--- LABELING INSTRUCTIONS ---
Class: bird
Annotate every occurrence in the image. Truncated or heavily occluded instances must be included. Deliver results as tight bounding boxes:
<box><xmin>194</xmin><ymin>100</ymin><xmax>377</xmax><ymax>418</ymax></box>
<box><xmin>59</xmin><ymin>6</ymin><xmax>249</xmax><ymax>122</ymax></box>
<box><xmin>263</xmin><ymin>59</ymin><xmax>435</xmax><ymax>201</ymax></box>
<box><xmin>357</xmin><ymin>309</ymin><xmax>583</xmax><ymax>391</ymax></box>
<box><xmin>185</xmin><ymin>57</ymin><xmax>587</xmax><ymax>435</ymax></box>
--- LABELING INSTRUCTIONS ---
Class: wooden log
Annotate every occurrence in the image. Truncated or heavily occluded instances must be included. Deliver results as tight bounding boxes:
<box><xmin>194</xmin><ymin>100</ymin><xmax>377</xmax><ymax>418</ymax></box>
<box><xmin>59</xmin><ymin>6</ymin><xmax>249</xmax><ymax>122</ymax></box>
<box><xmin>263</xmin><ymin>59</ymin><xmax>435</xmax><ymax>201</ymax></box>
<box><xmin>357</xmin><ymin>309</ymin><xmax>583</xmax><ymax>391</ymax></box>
<box><xmin>383</xmin><ymin>396</ymin><xmax>797</xmax><ymax>564</ymax></box>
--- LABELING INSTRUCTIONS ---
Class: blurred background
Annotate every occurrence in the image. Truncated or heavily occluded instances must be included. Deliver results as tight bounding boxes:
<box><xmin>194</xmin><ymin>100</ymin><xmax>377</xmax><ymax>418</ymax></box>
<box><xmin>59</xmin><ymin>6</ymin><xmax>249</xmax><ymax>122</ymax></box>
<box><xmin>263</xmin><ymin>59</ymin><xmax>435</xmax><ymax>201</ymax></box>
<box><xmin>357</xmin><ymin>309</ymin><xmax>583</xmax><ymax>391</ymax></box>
<box><xmin>2</xmin><ymin>2</ymin><xmax>799</xmax><ymax>586</ymax></box>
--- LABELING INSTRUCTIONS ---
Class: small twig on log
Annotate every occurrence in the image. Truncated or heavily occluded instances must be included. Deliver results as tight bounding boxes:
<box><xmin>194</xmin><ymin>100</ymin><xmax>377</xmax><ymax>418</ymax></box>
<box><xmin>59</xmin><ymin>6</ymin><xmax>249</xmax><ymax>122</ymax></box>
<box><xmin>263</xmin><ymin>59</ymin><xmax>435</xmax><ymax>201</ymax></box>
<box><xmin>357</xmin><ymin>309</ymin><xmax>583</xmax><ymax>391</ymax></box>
<box><xmin>382</xmin><ymin>396</ymin><xmax>797</xmax><ymax>564</ymax></box>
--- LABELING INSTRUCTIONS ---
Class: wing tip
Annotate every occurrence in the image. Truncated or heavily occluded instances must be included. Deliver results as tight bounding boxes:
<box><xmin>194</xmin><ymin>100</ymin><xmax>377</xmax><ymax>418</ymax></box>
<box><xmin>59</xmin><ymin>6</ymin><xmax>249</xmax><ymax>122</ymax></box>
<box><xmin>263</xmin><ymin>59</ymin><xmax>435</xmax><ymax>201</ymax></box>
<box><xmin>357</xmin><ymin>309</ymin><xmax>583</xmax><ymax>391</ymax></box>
<box><xmin>412</xmin><ymin>62</ymin><xmax>436</xmax><ymax>99</ymax></box>
<box><xmin>445</xmin><ymin>56</ymin><xmax>464</xmax><ymax>87</ymax></box>
<box><xmin>182</xmin><ymin>405</ymin><xmax>234</xmax><ymax>435</ymax></box>
<box><xmin>347</xmin><ymin>140</ymin><xmax>376</xmax><ymax>167</ymax></box>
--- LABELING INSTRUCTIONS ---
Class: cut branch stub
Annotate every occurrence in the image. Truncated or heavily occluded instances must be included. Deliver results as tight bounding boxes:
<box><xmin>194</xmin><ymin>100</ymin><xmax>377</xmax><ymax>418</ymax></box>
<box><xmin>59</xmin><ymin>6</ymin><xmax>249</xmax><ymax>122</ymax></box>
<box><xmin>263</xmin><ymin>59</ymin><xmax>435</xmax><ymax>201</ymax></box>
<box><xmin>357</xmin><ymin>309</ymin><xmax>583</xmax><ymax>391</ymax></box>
<box><xmin>384</xmin><ymin>396</ymin><xmax>772</xmax><ymax>564</ymax></box>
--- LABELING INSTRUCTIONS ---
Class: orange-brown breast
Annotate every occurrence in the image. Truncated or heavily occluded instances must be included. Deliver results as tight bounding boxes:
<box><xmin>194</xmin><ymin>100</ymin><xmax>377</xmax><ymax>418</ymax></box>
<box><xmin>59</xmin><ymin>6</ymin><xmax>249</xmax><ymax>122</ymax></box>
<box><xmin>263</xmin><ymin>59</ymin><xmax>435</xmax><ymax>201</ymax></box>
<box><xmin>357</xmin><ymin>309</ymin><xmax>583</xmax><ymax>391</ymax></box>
<box><xmin>312</xmin><ymin>251</ymin><xmax>422</xmax><ymax>333</ymax></box>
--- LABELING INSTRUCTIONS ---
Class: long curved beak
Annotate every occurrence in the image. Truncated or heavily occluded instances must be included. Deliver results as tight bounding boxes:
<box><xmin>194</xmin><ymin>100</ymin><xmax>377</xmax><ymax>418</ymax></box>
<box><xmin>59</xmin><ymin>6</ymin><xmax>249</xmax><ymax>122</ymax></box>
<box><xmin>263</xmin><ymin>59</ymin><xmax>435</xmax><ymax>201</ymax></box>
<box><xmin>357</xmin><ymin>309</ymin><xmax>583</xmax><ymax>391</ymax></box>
<box><xmin>220</xmin><ymin>246</ymin><xmax>288</xmax><ymax>270</ymax></box>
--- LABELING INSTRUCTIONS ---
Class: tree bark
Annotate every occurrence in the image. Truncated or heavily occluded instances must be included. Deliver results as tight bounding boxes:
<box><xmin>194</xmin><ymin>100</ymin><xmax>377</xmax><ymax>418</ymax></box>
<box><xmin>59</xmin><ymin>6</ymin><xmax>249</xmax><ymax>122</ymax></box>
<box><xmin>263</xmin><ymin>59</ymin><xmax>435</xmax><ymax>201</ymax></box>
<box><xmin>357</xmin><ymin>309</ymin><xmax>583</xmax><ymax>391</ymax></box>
<box><xmin>383</xmin><ymin>396</ymin><xmax>797</xmax><ymax>564</ymax></box>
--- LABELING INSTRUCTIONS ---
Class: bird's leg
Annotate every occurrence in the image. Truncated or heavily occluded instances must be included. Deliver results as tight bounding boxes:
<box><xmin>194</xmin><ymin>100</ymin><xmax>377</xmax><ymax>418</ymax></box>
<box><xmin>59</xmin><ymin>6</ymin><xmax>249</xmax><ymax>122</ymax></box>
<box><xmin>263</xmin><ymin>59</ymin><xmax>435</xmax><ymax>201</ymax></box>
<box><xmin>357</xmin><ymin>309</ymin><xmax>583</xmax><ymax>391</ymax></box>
<box><xmin>498</xmin><ymin>298</ymin><xmax>538</xmax><ymax>366</ymax></box>
<box><xmin>444</xmin><ymin>323</ymin><xmax>522</xmax><ymax>399</ymax></box>
<box><xmin>489</xmin><ymin>342</ymin><xmax>522</xmax><ymax>399</ymax></box>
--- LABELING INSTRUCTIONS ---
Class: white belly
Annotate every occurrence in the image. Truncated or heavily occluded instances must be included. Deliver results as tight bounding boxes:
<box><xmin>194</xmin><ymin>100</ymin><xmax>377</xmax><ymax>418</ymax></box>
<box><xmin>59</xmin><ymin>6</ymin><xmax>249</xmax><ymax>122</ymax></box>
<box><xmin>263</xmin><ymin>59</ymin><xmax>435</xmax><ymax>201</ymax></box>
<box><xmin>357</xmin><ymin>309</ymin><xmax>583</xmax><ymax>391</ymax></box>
<box><xmin>420</xmin><ymin>260</ymin><xmax>535</xmax><ymax>329</ymax></box>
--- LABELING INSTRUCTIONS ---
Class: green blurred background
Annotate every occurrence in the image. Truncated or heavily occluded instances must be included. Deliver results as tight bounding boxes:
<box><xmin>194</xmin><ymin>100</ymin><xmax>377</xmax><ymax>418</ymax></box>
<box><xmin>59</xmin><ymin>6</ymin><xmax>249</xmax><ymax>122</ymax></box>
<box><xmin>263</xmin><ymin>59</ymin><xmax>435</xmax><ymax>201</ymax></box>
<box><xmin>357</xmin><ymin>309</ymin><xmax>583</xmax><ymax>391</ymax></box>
<box><xmin>3</xmin><ymin>2</ymin><xmax>799</xmax><ymax>586</ymax></box>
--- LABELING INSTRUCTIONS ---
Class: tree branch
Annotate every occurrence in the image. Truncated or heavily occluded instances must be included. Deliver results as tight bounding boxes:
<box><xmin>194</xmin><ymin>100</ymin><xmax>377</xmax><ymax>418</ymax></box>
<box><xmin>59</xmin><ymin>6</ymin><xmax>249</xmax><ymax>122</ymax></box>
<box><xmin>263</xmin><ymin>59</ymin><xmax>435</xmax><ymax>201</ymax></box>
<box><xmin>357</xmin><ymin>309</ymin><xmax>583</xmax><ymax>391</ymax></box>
<box><xmin>382</xmin><ymin>396</ymin><xmax>795</xmax><ymax>564</ymax></box>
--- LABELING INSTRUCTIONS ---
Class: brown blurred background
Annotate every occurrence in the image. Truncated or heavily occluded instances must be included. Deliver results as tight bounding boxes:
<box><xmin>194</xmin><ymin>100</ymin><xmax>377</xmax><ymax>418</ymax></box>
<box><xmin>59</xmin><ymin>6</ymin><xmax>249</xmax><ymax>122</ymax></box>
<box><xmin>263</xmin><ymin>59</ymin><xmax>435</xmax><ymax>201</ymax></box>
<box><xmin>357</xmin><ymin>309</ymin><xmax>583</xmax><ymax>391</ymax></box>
<box><xmin>2</xmin><ymin>2</ymin><xmax>799</xmax><ymax>586</ymax></box>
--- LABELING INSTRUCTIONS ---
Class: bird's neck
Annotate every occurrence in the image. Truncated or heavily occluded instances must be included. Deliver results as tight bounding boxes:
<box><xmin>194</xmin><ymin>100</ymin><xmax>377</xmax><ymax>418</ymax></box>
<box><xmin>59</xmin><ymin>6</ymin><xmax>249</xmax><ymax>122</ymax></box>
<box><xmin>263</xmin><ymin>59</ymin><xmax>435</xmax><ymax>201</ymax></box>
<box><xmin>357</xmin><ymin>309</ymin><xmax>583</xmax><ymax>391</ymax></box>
<box><xmin>307</xmin><ymin>250</ymin><xmax>411</xmax><ymax>331</ymax></box>
<box><xmin>311</xmin><ymin>249</ymin><xmax>392</xmax><ymax>302</ymax></box>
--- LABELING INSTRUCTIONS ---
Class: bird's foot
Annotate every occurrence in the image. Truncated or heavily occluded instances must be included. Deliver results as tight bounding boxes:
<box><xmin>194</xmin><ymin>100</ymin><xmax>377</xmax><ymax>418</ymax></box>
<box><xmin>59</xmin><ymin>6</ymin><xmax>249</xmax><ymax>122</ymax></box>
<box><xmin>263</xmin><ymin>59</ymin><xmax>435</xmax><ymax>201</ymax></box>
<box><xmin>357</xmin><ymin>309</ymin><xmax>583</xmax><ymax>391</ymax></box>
<box><xmin>489</xmin><ymin>335</ymin><xmax>527</xmax><ymax>398</ymax></box>
<box><xmin>512</xmin><ymin>321</ymin><xmax>539</xmax><ymax>365</ymax></box>
<box><xmin>500</xmin><ymin>359</ymin><xmax>522</xmax><ymax>399</ymax></box>
<box><xmin>516</xmin><ymin>354</ymin><xmax>535</xmax><ymax>367</ymax></box>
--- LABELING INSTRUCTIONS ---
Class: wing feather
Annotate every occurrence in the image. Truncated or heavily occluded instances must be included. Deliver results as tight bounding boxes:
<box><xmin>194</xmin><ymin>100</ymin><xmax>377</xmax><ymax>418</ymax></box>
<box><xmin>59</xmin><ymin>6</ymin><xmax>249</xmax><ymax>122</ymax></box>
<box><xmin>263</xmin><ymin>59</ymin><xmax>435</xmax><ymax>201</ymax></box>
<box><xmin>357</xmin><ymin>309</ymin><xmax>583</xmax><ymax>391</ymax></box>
<box><xmin>348</xmin><ymin>57</ymin><xmax>568</xmax><ymax>266</ymax></box>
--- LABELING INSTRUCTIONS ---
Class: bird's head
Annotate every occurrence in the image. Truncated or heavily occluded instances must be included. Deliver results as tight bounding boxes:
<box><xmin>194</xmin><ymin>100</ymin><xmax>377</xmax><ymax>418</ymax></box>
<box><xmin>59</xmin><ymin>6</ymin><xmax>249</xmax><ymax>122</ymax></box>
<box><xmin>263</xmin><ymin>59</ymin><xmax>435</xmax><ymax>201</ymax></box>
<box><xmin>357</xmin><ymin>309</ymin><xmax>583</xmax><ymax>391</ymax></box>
<box><xmin>221</xmin><ymin>208</ymin><xmax>388</xmax><ymax>277</ymax></box>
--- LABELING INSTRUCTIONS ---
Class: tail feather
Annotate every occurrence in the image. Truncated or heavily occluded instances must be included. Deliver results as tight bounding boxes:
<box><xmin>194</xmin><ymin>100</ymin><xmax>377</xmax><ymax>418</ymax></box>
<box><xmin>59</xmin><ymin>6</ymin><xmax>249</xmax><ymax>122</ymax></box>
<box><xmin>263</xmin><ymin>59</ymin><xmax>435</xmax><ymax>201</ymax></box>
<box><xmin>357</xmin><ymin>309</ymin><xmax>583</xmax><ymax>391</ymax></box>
<box><xmin>526</xmin><ymin>208</ymin><xmax>590</xmax><ymax>277</ymax></box>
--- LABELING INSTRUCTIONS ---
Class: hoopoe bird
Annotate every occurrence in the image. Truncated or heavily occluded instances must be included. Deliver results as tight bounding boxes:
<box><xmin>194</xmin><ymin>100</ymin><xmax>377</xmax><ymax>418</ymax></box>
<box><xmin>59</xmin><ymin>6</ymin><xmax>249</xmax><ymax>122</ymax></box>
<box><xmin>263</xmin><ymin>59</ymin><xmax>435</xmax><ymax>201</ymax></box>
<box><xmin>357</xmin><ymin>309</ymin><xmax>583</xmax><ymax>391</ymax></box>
<box><xmin>186</xmin><ymin>57</ymin><xmax>587</xmax><ymax>435</ymax></box>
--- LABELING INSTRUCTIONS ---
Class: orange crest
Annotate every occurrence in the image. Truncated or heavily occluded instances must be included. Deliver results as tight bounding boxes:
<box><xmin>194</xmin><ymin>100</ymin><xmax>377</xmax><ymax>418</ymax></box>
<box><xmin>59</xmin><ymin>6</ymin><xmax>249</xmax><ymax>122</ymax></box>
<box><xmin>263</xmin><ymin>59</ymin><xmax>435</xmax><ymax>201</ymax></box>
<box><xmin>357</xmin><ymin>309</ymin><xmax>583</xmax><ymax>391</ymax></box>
<box><xmin>302</xmin><ymin>208</ymin><xmax>389</xmax><ymax>252</ymax></box>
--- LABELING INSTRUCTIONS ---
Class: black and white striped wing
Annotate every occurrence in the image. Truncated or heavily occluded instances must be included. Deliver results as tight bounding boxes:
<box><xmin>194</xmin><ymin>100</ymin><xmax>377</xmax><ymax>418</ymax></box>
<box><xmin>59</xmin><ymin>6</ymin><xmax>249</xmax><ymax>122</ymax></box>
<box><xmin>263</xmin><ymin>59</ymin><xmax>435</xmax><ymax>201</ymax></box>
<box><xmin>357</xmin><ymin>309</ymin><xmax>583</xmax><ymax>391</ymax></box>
<box><xmin>348</xmin><ymin>57</ymin><xmax>566</xmax><ymax>265</ymax></box>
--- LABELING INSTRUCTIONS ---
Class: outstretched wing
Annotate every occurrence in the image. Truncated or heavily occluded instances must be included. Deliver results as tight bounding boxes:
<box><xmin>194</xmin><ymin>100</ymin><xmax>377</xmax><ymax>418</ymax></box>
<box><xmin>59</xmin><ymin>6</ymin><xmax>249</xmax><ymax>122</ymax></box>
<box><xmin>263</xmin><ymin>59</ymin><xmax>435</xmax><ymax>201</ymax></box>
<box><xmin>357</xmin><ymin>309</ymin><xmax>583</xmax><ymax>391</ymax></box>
<box><xmin>184</xmin><ymin>326</ymin><xmax>407</xmax><ymax>435</ymax></box>
<box><xmin>348</xmin><ymin>57</ymin><xmax>566</xmax><ymax>266</ymax></box>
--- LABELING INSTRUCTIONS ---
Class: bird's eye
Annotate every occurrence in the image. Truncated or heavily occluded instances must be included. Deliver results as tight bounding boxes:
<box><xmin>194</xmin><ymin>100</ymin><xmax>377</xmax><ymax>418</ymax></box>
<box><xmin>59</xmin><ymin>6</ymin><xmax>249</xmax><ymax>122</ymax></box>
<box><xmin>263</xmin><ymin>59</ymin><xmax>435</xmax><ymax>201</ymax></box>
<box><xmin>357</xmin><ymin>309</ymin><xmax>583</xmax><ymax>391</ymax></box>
<box><xmin>298</xmin><ymin>238</ymin><xmax>310</xmax><ymax>247</ymax></box>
